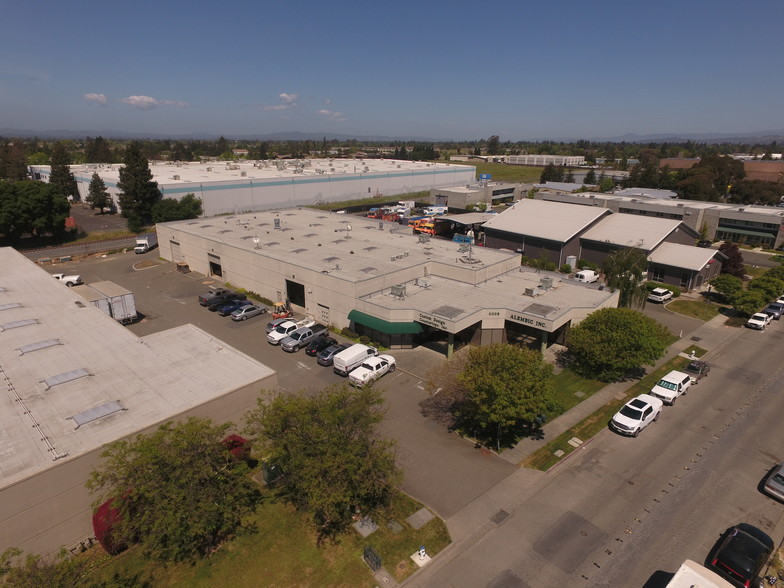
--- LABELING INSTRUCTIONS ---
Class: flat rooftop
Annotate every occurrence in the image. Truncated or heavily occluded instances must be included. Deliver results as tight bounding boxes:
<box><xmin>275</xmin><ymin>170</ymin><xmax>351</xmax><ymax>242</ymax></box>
<box><xmin>0</xmin><ymin>248</ymin><xmax>275</xmax><ymax>488</ymax></box>
<box><xmin>59</xmin><ymin>158</ymin><xmax>472</xmax><ymax>186</ymax></box>
<box><xmin>161</xmin><ymin>208</ymin><xmax>521</xmax><ymax>284</ymax></box>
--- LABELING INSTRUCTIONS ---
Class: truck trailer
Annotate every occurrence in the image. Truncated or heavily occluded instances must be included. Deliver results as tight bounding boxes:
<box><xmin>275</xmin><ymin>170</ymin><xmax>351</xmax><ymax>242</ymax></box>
<box><xmin>73</xmin><ymin>281</ymin><xmax>138</xmax><ymax>324</ymax></box>
<box><xmin>134</xmin><ymin>233</ymin><xmax>158</xmax><ymax>254</ymax></box>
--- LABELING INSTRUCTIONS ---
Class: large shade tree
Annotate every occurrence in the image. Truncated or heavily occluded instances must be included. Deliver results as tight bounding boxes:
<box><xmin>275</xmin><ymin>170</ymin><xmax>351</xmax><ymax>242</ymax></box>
<box><xmin>86</xmin><ymin>417</ymin><xmax>260</xmax><ymax>562</ymax></box>
<box><xmin>602</xmin><ymin>246</ymin><xmax>649</xmax><ymax>308</ymax></box>
<box><xmin>0</xmin><ymin>181</ymin><xmax>70</xmax><ymax>243</ymax></box>
<box><xmin>567</xmin><ymin>307</ymin><xmax>671</xmax><ymax>381</ymax></box>
<box><xmin>718</xmin><ymin>242</ymin><xmax>745</xmax><ymax>279</ymax></box>
<box><xmin>245</xmin><ymin>385</ymin><xmax>401</xmax><ymax>542</ymax></box>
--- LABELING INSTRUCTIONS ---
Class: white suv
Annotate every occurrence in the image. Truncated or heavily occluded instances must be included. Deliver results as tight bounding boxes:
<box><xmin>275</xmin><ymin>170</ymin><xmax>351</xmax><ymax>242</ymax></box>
<box><xmin>610</xmin><ymin>394</ymin><xmax>663</xmax><ymax>437</ymax></box>
<box><xmin>647</xmin><ymin>287</ymin><xmax>673</xmax><ymax>303</ymax></box>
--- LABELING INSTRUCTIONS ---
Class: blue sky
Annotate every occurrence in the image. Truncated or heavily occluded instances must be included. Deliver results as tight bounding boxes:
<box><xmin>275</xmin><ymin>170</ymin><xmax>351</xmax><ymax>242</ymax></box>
<box><xmin>2</xmin><ymin>0</ymin><xmax>783</xmax><ymax>141</ymax></box>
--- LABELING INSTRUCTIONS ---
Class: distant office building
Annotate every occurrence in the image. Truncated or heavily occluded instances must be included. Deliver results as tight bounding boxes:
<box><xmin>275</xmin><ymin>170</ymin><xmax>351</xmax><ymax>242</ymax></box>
<box><xmin>507</xmin><ymin>155</ymin><xmax>586</xmax><ymax>167</ymax></box>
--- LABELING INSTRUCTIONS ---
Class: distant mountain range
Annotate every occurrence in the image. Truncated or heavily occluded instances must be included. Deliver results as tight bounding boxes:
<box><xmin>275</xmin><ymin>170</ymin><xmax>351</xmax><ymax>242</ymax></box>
<box><xmin>2</xmin><ymin>127</ymin><xmax>784</xmax><ymax>144</ymax></box>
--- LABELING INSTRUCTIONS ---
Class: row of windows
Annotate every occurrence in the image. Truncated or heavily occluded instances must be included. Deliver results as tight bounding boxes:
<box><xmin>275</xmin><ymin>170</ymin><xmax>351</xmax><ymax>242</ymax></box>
<box><xmin>618</xmin><ymin>208</ymin><xmax>684</xmax><ymax>220</ymax></box>
<box><xmin>719</xmin><ymin>218</ymin><xmax>779</xmax><ymax>229</ymax></box>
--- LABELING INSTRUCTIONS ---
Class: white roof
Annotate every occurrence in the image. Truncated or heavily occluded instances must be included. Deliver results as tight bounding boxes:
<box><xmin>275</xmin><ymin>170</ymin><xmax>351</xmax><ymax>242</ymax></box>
<box><xmin>482</xmin><ymin>199</ymin><xmax>610</xmax><ymax>242</ymax></box>
<box><xmin>581</xmin><ymin>214</ymin><xmax>684</xmax><ymax>250</ymax></box>
<box><xmin>0</xmin><ymin>248</ymin><xmax>275</xmax><ymax>489</ymax></box>
<box><xmin>648</xmin><ymin>242</ymin><xmax>720</xmax><ymax>271</ymax></box>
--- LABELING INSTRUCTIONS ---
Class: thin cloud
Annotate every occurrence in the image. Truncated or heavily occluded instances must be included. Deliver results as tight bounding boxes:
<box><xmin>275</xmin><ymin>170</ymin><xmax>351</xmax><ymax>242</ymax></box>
<box><xmin>263</xmin><ymin>93</ymin><xmax>298</xmax><ymax>111</ymax></box>
<box><xmin>83</xmin><ymin>93</ymin><xmax>108</xmax><ymax>106</ymax></box>
<box><xmin>119</xmin><ymin>95</ymin><xmax>190</xmax><ymax>109</ymax></box>
<box><xmin>317</xmin><ymin>109</ymin><xmax>346</xmax><ymax>122</ymax></box>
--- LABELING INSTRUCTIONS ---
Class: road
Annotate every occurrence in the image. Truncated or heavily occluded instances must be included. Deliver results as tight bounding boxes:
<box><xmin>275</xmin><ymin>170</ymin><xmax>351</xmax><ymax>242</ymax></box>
<box><xmin>406</xmin><ymin>318</ymin><xmax>784</xmax><ymax>587</ymax></box>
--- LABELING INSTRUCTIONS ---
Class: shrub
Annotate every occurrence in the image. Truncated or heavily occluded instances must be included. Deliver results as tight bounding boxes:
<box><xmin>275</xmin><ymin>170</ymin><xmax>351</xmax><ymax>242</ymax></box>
<box><xmin>341</xmin><ymin>327</ymin><xmax>358</xmax><ymax>339</ymax></box>
<box><xmin>577</xmin><ymin>259</ymin><xmax>598</xmax><ymax>271</ymax></box>
<box><xmin>359</xmin><ymin>335</ymin><xmax>371</xmax><ymax>345</ymax></box>
<box><xmin>559</xmin><ymin>264</ymin><xmax>572</xmax><ymax>274</ymax></box>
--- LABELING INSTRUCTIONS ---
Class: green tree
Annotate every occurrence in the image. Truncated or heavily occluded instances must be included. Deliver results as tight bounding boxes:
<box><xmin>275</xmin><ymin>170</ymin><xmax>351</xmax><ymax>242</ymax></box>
<box><xmin>539</xmin><ymin>162</ymin><xmax>564</xmax><ymax>183</ymax></box>
<box><xmin>747</xmin><ymin>276</ymin><xmax>784</xmax><ymax>301</ymax></box>
<box><xmin>0</xmin><ymin>181</ymin><xmax>70</xmax><ymax>243</ymax></box>
<box><xmin>718</xmin><ymin>242</ymin><xmax>745</xmax><ymax>278</ymax></box>
<box><xmin>584</xmin><ymin>168</ymin><xmax>597</xmax><ymax>184</ymax></box>
<box><xmin>0</xmin><ymin>547</ymin><xmax>95</xmax><ymax>588</ymax></box>
<box><xmin>486</xmin><ymin>135</ymin><xmax>501</xmax><ymax>156</ymax></box>
<box><xmin>245</xmin><ymin>385</ymin><xmax>401</xmax><ymax>542</ymax></box>
<box><xmin>598</xmin><ymin>174</ymin><xmax>615</xmax><ymax>192</ymax></box>
<box><xmin>0</xmin><ymin>142</ymin><xmax>28</xmax><ymax>180</ymax></box>
<box><xmin>48</xmin><ymin>142</ymin><xmax>79</xmax><ymax>202</ymax></box>
<box><xmin>27</xmin><ymin>152</ymin><xmax>49</xmax><ymax>165</ymax></box>
<box><xmin>86</xmin><ymin>172</ymin><xmax>111</xmax><ymax>214</ymax></box>
<box><xmin>84</xmin><ymin>136</ymin><xmax>114</xmax><ymax>163</ymax></box>
<box><xmin>117</xmin><ymin>142</ymin><xmax>160</xmax><ymax>230</ymax></box>
<box><xmin>602</xmin><ymin>247</ymin><xmax>649</xmax><ymax>308</ymax></box>
<box><xmin>731</xmin><ymin>290</ymin><xmax>767</xmax><ymax>316</ymax></box>
<box><xmin>152</xmin><ymin>193</ymin><xmax>203</xmax><ymax>223</ymax></box>
<box><xmin>455</xmin><ymin>344</ymin><xmax>555</xmax><ymax>451</ymax></box>
<box><xmin>709</xmin><ymin>274</ymin><xmax>743</xmax><ymax>303</ymax></box>
<box><xmin>86</xmin><ymin>417</ymin><xmax>260</xmax><ymax>562</ymax></box>
<box><xmin>567</xmin><ymin>307</ymin><xmax>671</xmax><ymax>381</ymax></box>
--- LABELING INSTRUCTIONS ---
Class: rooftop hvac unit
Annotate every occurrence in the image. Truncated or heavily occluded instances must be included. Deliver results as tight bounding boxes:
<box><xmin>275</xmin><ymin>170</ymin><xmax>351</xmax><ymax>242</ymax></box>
<box><xmin>241</xmin><ymin>171</ymin><xmax>247</xmax><ymax>177</ymax></box>
<box><xmin>540</xmin><ymin>276</ymin><xmax>553</xmax><ymax>290</ymax></box>
<box><xmin>206</xmin><ymin>167</ymin><xmax>212</xmax><ymax>172</ymax></box>
<box><xmin>391</xmin><ymin>284</ymin><xmax>406</xmax><ymax>298</ymax></box>
<box><xmin>524</xmin><ymin>287</ymin><xmax>535</xmax><ymax>296</ymax></box>
<box><xmin>273</xmin><ymin>218</ymin><xmax>281</xmax><ymax>229</ymax></box>
<box><xmin>172</xmin><ymin>175</ymin><xmax>180</xmax><ymax>180</ymax></box>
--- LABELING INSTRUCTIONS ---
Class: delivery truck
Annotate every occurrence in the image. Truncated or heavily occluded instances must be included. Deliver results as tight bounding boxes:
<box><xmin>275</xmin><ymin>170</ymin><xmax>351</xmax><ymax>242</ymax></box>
<box><xmin>134</xmin><ymin>233</ymin><xmax>158</xmax><ymax>254</ymax></box>
<box><xmin>72</xmin><ymin>281</ymin><xmax>138</xmax><ymax>324</ymax></box>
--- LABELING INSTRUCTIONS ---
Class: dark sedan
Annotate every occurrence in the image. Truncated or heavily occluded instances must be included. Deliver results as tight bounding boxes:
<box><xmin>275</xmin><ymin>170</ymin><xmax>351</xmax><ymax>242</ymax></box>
<box><xmin>316</xmin><ymin>343</ymin><xmax>350</xmax><ymax>366</ymax></box>
<box><xmin>217</xmin><ymin>299</ymin><xmax>252</xmax><ymax>316</ymax></box>
<box><xmin>707</xmin><ymin>523</ymin><xmax>773</xmax><ymax>587</ymax></box>
<box><xmin>305</xmin><ymin>336</ymin><xmax>338</xmax><ymax>357</ymax></box>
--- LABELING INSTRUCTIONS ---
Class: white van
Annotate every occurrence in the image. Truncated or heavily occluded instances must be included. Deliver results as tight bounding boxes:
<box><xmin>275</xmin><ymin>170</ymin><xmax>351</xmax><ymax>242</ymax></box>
<box><xmin>333</xmin><ymin>343</ymin><xmax>378</xmax><ymax>376</ymax></box>
<box><xmin>574</xmin><ymin>270</ymin><xmax>599</xmax><ymax>283</ymax></box>
<box><xmin>650</xmin><ymin>370</ymin><xmax>691</xmax><ymax>405</ymax></box>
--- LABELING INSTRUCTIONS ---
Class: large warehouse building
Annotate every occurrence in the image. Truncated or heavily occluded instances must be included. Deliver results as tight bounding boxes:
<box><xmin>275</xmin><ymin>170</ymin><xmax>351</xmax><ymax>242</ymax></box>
<box><xmin>0</xmin><ymin>248</ymin><xmax>277</xmax><ymax>557</ymax></box>
<box><xmin>29</xmin><ymin>159</ymin><xmax>476</xmax><ymax>217</ymax></box>
<box><xmin>156</xmin><ymin>208</ymin><xmax>619</xmax><ymax>355</ymax></box>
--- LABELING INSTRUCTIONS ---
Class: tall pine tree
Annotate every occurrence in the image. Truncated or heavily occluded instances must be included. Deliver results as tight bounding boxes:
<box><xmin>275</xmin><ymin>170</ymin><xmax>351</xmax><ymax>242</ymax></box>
<box><xmin>49</xmin><ymin>142</ymin><xmax>79</xmax><ymax>202</ymax></box>
<box><xmin>117</xmin><ymin>142</ymin><xmax>160</xmax><ymax>231</ymax></box>
<box><xmin>86</xmin><ymin>172</ymin><xmax>111</xmax><ymax>214</ymax></box>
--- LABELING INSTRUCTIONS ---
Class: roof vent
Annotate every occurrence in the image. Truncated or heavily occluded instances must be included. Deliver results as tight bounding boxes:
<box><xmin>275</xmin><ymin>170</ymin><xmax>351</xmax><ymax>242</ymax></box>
<box><xmin>391</xmin><ymin>284</ymin><xmax>406</xmax><ymax>299</ymax></box>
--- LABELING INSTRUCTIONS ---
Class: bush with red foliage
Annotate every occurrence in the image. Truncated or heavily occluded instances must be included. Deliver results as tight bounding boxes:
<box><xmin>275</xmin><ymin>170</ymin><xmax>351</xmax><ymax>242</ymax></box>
<box><xmin>92</xmin><ymin>497</ymin><xmax>127</xmax><ymax>555</ymax></box>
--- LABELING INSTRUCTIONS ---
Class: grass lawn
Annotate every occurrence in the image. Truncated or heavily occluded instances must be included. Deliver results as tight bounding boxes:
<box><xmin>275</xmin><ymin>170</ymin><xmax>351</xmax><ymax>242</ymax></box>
<box><xmin>666</xmin><ymin>299</ymin><xmax>723</xmax><ymax>321</ymax></box>
<box><xmin>87</xmin><ymin>490</ymin><xmax>449</xmax><ymax>587</ymax></box>
<box><xmin>521</xmin><ymin>356</ymin><xmax>689</xmax><ymax>471</ymax></box>
<box><xmin>468</xmin><ymin>162</ymin><xmax>543</xmax><ymax>184</ymax></box>
<box><xmin>549</xmin><ymin>369</ymin><xmax>605</xmax><ymax>415</ymax></box>
<box><xmin>744</xmin><ymin>265</ymin><xmax>768</xmax><ymax>279</ymax></box>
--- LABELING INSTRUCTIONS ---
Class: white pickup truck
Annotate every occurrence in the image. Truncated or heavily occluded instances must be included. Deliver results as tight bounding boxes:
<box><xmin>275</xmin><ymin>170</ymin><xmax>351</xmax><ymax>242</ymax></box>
<box><xmin>52</xmin><ymin>273</ymin><xmax>83</xmax><ymax>287</ymax></box>
<box><xmin>267</xmin><ymin>317</ymin><xmax>316</xmax><ymax>345</ymax></box>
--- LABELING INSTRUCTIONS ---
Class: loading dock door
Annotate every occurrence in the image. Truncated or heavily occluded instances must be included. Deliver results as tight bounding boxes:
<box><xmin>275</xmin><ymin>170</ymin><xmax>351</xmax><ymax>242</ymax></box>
<box><xmin>208</xmin><ymin>253</ymin><xmax>222</xmax><ymax>277</ymax></box>
<box><xmin>286</xmin><ymin>280</ymin><xmax>305</xmax><ymax>307</ymax></box>
<box><xmin>170</xmin><ymin>240</ymin><xmax>182</xmax><ymax>262</ymax></box>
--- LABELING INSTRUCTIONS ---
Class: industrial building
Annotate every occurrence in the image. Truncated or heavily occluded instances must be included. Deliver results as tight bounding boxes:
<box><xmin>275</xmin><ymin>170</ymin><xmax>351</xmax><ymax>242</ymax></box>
<box><xmin>156</xmin><ymin>208</ymin><xmax>619</xmax><ymax>355</ymax></box>
<box><xmin>0</xmin><ymin>248</ymin><xmax>277</xmax><ymax>557</ymax></box>
<box><xmin>534</xmin><ymin>189</ymin><xmax>784</xmax><ymax>249</ymax></box>
<box><xmin>29</xmin><ymin>159</ymin><xmax>475</xmax><ymax>217</ymax></box>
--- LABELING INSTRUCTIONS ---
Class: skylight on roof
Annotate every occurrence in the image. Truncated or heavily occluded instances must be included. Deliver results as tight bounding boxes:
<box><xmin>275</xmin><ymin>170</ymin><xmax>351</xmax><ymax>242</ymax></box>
<box><xmin>322</xmin><ymin>256</ymin><xmax>340</xmax><ymax>262</ymax></box>
<box><xmin>291</xmin><ymin>248</ymin><xmax>307</xmax><ymax>254</ymax></box>
<box><xmin>0</xmin><ymin>303</ymin><xmax>22</xmax><ymax>311</ymax></box>
<box><xmin>18</xmin><ymin>339</ymin><xmax>61</xmax><ymax>355</ymax></box>
<box><xmin>71</xmin><ymin>401</ymin><xmax>126</xmax><ymax>428</ymax></box>
<box><xmin>218</xmin><ymin>229</ymin><xmax>231</xmax><ymax>234</ymax></box>
<box><xmin>0</xmin><ymin>318</ymin><xmax>39</xmax><ymax>331</ymax></box>
<box><xmin>44</xmin><ymin>367</ymin><xmax>91</xmax><ymax>390</ymax></box>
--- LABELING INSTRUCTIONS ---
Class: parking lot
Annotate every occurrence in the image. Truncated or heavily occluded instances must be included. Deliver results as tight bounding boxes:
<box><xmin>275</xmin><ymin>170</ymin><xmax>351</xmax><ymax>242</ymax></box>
<box><xmin>47</xmin><ymin>250</ymin><xmax>516</xmax><ymax>519</ymax></box>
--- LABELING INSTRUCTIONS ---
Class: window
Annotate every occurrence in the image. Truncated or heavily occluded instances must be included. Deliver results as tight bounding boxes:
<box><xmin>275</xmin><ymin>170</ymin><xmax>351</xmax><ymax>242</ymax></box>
<box><xmin>651</xmin><ymin>267</ymin><xmax>665</xmax><ymax>282</ymax></box>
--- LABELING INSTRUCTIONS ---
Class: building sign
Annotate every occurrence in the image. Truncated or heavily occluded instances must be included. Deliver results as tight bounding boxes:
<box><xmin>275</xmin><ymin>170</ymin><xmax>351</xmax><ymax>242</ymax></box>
<box><xmin>508</xmin><ymin>312</ymin><xmax>552</xmax><ymax>331</ymax></box>
<box><xmin>417</xmin><ymin>313</ymin><xmax>449</xmax><ymax>331</ymax></box>
<box><xmin>479</xmin><ymin>174</ymin><xmax>492</xmax><ymax>180</ymax></box>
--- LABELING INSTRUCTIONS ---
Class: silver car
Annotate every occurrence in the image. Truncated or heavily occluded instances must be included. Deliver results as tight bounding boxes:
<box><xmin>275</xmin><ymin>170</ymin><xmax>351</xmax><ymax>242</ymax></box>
<box><xmin>231</xmin><ymin>305</ymin><xmax>267</xmax><ymax>321</ymax></box>
<box><xmin>764</xmin><ymin>463</ymin><xmax>784</xmax><ymax>501</ymax></box>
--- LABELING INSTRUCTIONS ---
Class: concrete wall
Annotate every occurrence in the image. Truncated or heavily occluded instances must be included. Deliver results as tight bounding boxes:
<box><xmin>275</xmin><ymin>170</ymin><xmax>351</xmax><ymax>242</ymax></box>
<box><xmin>0</xmin><ymin>373</ymin><xmax>277</xmax><ymax>559</ymax></box>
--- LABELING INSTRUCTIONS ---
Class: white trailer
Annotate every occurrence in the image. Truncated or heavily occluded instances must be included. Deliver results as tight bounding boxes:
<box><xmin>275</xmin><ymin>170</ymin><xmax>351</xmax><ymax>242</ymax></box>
<box><xmin>73</xmin><ymin>281</ymin><xmax>138</xmax><ymax>324</ymax></box>
<box><xmin>134</xmin><ymin>233</ymin><xmax>158</xmax><ymax>254</ymax></box>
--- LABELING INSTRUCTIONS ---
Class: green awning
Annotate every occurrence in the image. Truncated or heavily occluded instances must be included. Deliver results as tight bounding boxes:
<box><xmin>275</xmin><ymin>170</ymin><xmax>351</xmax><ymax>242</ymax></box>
<box><xmin>348</xmin><ymin>310</ymin><xmax>424</xmax><ymax>334</ymax></box>
<box><xmin>716</xmin><ymin>227</ymin><xmax>775</xmax><ymax>239</ymax></box>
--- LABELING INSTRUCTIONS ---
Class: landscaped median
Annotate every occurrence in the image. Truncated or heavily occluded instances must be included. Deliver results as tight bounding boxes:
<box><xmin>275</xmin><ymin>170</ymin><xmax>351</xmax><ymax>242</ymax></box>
<box><xmin>521</xmin><ymin>355</ymin><xmax>692</xmax><ymax>471</ymax></box>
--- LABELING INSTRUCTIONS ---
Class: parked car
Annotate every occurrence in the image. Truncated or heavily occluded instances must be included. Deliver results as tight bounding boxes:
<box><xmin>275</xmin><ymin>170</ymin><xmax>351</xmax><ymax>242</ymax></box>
<box><xmin>305</xmin><ymin>336</ymin><xmax>337</xmax><ymax>357</ymax></box>
<box><xmin>348</xmin><ymin>354</ymin><xmax>396</xmax><ymax>387</ymax></box>
<box><xmin>762</xmin><ymin>302</ymin><xmax>784</xmax><ymax>320</ymax></box>
<box><xmin>776</xmin><ymin>295</ymin><xmax>784</xmax><ymax>305</ymax></box>
<box><xmin>266</xmin><ymin>317</ymin><xmax>290</xmax><ymax>334</ymax></box>
<box><xmin>647</xmin><ymin>287</ymin><xmax>673</xmax><ymax>303</ymax></box>
<box><xmin>746</xmin><ymin>312</ymin><xmax>772</xmax><ymax>330</ymax></box>
<box><xmin>763</xmin><ymin>463</ymin><xmax>784</xmax><ymax>502</ymax></box>
<box><xmin>198</xmin><ymin>287</ymin><xmax>231</xmax><ymax>306</ymax></box>
<box><xmin>609</xmin><ymin>394</ymin><xmax>663</xmax><ymax>437</ymax></box>
<box><xmin>649</xmin><ymin>370</ymin><xmax>691</xmax><ymax>405</ymax></box>
<box><xmin>316</xmin><ymin>343</ymin><xmax>350</xmax><ymax>367</ymax></box>
<box><xmin>685</xmin><ymin>359</ymin><xmax>710</xmax><ymax>384</ymax></box>
<box><xmin>231</xmin><ymin>305</ymin><xmax>267</xmax><ymax>321</ymax></box>
<box><xmin>216</xmin><ymin>299</ymin><xmax>252</xmax><ymax>316</ymax></box>
<box><xmin>707</xmin><ymin>523</ymin><xmax>773</xmax><ymax>588</ymax></box>
<box><xmin>205</xmin><ymin>292</ymin><xmax>245</xmax><ymax>311</ymax></box>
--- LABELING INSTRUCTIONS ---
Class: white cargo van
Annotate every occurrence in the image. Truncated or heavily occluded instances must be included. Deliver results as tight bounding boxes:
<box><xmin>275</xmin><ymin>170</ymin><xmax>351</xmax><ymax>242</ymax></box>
<box><xmin>333</xmin><ymin>343</ymin><xmax>378</xmax><ymax>376</ymax></box>
<box><xmin>574</xmin><ymin>270</ymin><xmax>599</xmax><ymax>283</ymax></box>
<box><xmin>650</xmin><ymin>370</ymin><xmax>691</xmax><ymax>405</ymax></box>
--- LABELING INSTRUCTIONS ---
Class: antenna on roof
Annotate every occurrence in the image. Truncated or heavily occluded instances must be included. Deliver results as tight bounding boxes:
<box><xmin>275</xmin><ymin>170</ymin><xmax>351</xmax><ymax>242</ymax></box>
<box><xmin>253</xmin><ymin>236</ymin><xmax>260</xmax><ymax>249</ymax></box>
